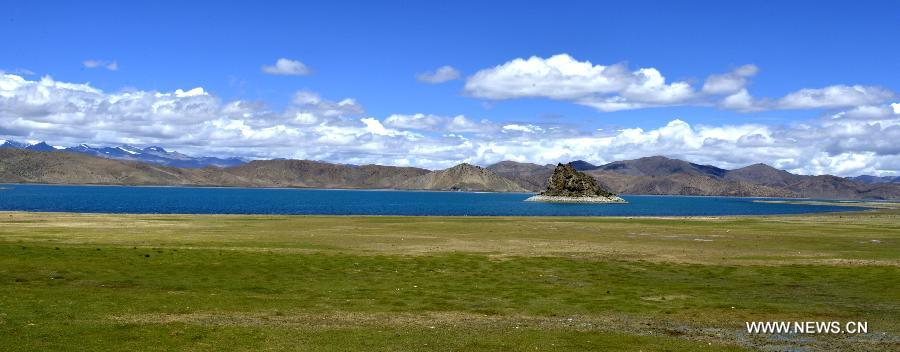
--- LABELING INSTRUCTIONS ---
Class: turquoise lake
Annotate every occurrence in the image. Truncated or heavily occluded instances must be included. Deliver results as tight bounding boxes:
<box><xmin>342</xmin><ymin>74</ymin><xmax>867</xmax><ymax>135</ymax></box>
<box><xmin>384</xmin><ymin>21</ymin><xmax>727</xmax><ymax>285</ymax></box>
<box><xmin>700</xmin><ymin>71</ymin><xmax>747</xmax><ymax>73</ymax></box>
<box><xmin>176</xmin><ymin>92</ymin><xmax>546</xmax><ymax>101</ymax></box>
<box><xmin>0</xmin><ymin>184</ymin><xmax>868</xmax><ymax>216</ymax></box>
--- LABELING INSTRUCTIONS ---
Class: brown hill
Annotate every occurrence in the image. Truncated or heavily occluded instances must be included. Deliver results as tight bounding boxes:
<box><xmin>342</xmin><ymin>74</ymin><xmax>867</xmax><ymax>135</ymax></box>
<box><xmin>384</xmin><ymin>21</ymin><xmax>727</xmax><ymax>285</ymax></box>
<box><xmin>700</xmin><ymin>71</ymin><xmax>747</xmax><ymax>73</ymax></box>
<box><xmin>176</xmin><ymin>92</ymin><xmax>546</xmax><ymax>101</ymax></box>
<box><xmin>724</xmin><ymin>163</ymin><xmax>799</xmax><ymax>187</ymax></box>
<box><xmin>587</xmin><ymin>170</ymin><xmax>799</xmax><ymax>198</ymax></box>
<box><xmin>486</xmin><ymin>161</ymin><xmax>553</xmax><ymax>191</ymax></box>
<box><xmin>595</xmin><ymin>155</ymin><xmax>728</xmax><ymax>178</ymax></box>
<box><xmin>400</xmin><ymin>163</ymin><xmax>528</xmax><ymax>192</ymax></box>
<box><xmin>724</xmin><ymin>163</ymin><xmax>900</xmax><ymax>199</ymax></box>
<box><xmin>0</xmin><ymin>148</ymin><xmax>251</xmax><ymax>186</ymax></box>
<box><xmin>226</xmin><ymin>159</ymin><xmax>429</xmax><ymax>189</ymax></box>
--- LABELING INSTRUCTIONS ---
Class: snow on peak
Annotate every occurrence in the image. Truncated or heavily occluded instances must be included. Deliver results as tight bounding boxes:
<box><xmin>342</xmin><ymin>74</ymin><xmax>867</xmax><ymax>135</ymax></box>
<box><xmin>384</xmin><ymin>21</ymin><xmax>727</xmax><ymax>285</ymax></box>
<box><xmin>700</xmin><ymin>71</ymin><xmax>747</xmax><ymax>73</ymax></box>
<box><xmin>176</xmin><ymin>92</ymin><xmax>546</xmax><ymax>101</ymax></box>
<box><xmin>144</xmin><ymin>146</ymin><xmax>167</xmax><ymax>153</ymax></box>
<box><xmin>116</xmin><ymin>145</ymin><xmax>141</xmax><ymax>155</ymax></box>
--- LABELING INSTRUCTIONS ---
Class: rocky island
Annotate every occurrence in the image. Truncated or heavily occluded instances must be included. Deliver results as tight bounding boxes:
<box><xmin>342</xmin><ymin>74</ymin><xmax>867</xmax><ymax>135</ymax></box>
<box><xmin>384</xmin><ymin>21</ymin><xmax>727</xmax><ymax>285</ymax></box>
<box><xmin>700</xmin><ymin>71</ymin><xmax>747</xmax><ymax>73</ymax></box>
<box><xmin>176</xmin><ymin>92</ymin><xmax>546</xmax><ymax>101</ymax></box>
<box><xmin>526</xmin><ymin>163</ymin><xmax>627</xmax><ymax>203</ymax></box>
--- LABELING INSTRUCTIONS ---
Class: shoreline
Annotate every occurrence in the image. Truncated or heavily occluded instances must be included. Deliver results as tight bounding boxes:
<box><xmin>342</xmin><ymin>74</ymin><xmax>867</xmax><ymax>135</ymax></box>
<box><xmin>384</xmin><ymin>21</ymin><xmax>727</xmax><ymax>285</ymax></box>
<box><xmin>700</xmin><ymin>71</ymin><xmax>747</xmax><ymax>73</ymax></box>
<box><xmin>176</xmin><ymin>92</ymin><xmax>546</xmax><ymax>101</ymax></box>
<box><xmin>0</xmin><ymin>206</ymin><xmax>886</xmax><ymax>218</ymax></box>
<box><xmin>525</xmin><ymin>195</ymin><xmax>628</xmax><ymax>203</ymax></box>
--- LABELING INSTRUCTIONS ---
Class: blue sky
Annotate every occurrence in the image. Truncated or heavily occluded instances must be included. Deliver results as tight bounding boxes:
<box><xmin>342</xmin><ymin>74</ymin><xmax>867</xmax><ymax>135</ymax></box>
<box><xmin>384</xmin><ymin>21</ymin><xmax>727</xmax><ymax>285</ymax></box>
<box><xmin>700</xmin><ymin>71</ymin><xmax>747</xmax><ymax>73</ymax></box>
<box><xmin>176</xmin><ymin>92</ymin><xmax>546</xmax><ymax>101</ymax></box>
<box><xmin>1</xmin><ymin>0</ymin><xmax>899</xmax><ymax>175</ymax></box>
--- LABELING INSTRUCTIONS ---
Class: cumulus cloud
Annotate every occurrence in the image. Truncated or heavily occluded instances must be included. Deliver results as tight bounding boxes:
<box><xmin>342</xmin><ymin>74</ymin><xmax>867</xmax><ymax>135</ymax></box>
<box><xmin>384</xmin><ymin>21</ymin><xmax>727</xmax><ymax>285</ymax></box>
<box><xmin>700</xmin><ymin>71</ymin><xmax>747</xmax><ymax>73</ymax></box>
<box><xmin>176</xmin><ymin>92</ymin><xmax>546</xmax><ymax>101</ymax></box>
<box><xmin>465</xmin><ymin>55</ymin><xmax>896</xmax><ymax>114</ymax></box>
<box><xmin>384</xmin><ymin>113</ymin><xmax>494</xmax><ymax>133</ymax></box>
<box><xmin>718</xmin><ymin>85</ymin><xmax>895</xmax><ymax>112</ymax></box>
<box><xmin>261</xmin><ymin>58</ymin><xmax>310</xmax><ymax>76</ymax></box>
<box><xmin>83</xmin><ymin>60</ymin><xmax>118</xmax><ymax>71</ymax></box>
<box><xmin>291</xmin><ymin>90</ymin><xmax>363</xmax><ymax>118</ymax></box>
<box><xmin>0</xmin><ymin>74</ymin><xmax>395</xmax><ymax>162</ymax></box>
<box><xmin>464</xmin><ymin>54</ymin><xmax>696</xmax><ymax>110</ymax></box>
<box><xmin>777</xmin><ymin>85</ymin><xmax>894</xmax><ymax>109</ymax></box>
<box><xmin>385</xmin><ymin>113</ymin><xmax>443</xmax><ymax>130</ymax></box>
<box><xmin>831</xmin><ymin>104</ymin><xmax>899</xmax><ymax>120</ymax></box>
<box><xmin>702</xmin><ymin>64</ymin><xmax>758</xmax><ymax>94</ymax></box>
<box><xmin>1</xmin><ymin>73</ymin><xmax>898</xmax><ymax>176</ymax></box>
<box><xmin>463</xmin><ymin>54</ymin><xmax>767</xmax><ymax>112</ymax></box>
<box><xmin>416</xmin><ymin>65</ymin><xmax>460</xmax><ymax>83</ymax></box>
<box><xmin>502</xmin><ymin>124</ymin><xmax>544</xmax><ymax>134</ymax></box>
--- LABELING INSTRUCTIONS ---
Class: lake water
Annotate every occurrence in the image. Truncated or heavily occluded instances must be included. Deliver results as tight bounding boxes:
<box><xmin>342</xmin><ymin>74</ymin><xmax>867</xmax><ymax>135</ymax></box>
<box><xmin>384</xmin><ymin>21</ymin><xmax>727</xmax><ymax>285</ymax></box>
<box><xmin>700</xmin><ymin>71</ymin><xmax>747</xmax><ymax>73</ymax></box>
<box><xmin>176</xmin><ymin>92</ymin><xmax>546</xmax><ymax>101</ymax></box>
<box><xmin>0</xmin><ymin>184</ymin><xmax>867</xmax><ymax>216</ymax></box>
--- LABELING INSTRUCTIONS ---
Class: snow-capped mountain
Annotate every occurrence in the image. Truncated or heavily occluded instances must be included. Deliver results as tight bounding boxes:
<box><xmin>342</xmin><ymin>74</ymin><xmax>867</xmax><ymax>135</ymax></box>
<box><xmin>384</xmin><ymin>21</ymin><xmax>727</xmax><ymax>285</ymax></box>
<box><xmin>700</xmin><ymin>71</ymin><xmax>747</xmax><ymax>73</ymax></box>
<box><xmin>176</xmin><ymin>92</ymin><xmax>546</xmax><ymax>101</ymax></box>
<box><xmin>0</xmin><ymin>140</ymin><xmax>246</xmax><ymax>168</ymax></box>
<box><xmin>0</xmin><ymin>140</ymin><xmax>28</xmax><ymax>149</ymax></box>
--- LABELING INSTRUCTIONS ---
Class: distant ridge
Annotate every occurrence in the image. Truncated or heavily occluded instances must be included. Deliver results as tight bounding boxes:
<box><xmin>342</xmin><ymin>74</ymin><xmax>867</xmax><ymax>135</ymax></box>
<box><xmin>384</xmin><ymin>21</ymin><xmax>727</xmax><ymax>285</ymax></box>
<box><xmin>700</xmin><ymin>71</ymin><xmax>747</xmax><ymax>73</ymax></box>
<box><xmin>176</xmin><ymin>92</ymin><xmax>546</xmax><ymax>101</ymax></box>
<box><xmin>568</xmin><ymin>160</ymin><xmax>599</xmax><ymax>171</ymax></box>
<box><xmin>486</xmin><ymin>161</ymin><xmax>553</xmax><ymax>191</ymax></box>
<box><xmin>0</xmin><ymin>147</ymin><xmax>251</xmax><ymax>186</ymax></box>
<box><xmin>0</xmin><ymin>140</ymin><xmax>28</xmax><ymax>149</ymax></box>
<box><xmin>594</xmin><ymin>156</ymin><xmax>727</xmax><ymax>178</ymax></box>
<box><xmin>850</xmin><ymin>175</ymin><xmax>900</xmax><ymax>184</ymax></box>
<box><xmin>24</xmin><ymin>142</ymin><xmax>61</xmax><ymax>152</ymax></box>
<box><xmin>0</xmin><ymin>140</ymin><xmax>245</xmax><ymax>168</ymax></box>
<box><xmin>400</xmin><ymin>163</ymin><xmax>527</xmax><ymax>192</ymax></box>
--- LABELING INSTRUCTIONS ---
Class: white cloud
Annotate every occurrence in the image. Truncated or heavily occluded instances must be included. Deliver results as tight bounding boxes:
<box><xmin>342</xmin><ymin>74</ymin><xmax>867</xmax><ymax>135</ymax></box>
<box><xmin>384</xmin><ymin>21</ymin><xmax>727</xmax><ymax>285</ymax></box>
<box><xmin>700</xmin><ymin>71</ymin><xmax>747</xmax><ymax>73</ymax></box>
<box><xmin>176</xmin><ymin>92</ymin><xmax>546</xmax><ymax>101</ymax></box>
<box><xmin>466</xmin><ymin>54</ymin><xmax>625</xmax><ymax>100</ymax></box>
<box><xmin>83</xmin><ymin>60</ymin><xmax>118</xmax><ymax>71</ymax></box>
<box><xmin>291</xmin><ymin>90</ymin><xmax>363</xmax><ymax>118</ymax></box>
<box><xmin>360</xmin><ymin>117</ymin><xmax>422</xmax><ymax>138</ymax></box>
<box><xmin>384</xmin><ymin>113</ymin><xmax>494</xmax><ymax>133</ymax></box>
<box><xmin>1</xmin><ymin>73</ymin><xmax>899</xmax><ymax>176</ymax></box>
<box><xmin>384</xmin><ymin>113</ymin><xmax>443</xmax><ymax>130</ymax></box>
<box><xmin>718</xmin><ymin>85</ymin><xmax>895</xmax><ymax>112</ymax></box>
<box><xmin>702</xmin><ymin>64</ymin><xmax>758</xmax><ymax>94</ymax></box>
<box><xmin>466</xmin><ymin>55</ymin><xmax>897</xmax><ymax>114</ymax></box>
<box><xmin>715</xmin><ymin>85</ymin><xmax>895</xmax><ymax>113</ymax></box>
<box><xmin>502</xmin><ymin>124</ymin><xmax>543</xmax><ymax>134</ymax></box>
<box><xmin>831</xmin><ymin>104</ymin><xmax>898</xmax><ymax>120</ymax></box>
<box><xmin>447</xmin><ymin>115</ymin><xmax>493</xmax><ymax>133</ymax></box>
<box><xmin>464</xmin><ymin>54</ymin><xmax>699</xmax><ymax>111</ymax></box>
<box><xmin>777</xmin><ymin>85</ymin><xmax>893</xmax><ymax>109</ymax></box>
<box><xmin>261</xmin><ymin>58</ymin><xmax>310</xmax><ymax>76</ymax></box>
<box><xmin>416</xmin><ymin>65</ymin><xmax>460</xmax><ymax>83</ymax></box>
<box><xmin>719</xmin><ymin>89</ymin><xmax>764</xmax><ymax>112</ymax></box>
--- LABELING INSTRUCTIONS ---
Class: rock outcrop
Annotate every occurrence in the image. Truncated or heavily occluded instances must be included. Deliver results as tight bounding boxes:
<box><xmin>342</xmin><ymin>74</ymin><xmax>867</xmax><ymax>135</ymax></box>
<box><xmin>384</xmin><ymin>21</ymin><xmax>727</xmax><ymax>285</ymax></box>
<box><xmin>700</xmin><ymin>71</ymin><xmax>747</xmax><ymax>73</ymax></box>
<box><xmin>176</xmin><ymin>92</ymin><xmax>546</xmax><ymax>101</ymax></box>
<box><xmin>526</xmin><ymin>163</ymin><xmax>626</xmax><ymax>203</ymax></box>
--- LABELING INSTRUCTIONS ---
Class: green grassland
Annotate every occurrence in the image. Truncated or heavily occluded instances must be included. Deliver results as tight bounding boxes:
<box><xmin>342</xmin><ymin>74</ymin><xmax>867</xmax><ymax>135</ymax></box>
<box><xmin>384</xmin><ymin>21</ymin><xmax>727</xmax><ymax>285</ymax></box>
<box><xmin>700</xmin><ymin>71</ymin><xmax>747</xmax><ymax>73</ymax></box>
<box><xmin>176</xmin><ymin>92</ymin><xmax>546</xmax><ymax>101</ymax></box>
<box><xmin>0</xmin><ymin>209</ymin><xmax>898</xmax><ymax>351</ymax></box>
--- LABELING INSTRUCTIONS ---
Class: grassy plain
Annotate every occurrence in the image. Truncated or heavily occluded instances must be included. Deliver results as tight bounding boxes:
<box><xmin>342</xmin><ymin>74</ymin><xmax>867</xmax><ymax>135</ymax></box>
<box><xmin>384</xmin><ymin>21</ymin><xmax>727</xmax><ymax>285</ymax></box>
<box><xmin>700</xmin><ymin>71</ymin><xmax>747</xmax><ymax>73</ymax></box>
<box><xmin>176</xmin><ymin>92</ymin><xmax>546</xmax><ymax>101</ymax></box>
<box><xmin>0</xmin><ymin>208</ymin><xmax>898</xmax><ymax>351</ymax></box>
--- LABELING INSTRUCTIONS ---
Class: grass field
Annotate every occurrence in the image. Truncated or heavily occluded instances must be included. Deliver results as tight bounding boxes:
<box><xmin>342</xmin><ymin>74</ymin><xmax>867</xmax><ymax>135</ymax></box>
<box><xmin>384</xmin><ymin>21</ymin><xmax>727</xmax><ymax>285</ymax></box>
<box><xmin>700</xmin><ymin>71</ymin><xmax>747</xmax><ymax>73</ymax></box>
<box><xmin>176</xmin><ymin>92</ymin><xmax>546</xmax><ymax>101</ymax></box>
<box><xmin>1</xmin><ymin>208</ymin><xmax>898</xmax><ymax>351</ymax></box>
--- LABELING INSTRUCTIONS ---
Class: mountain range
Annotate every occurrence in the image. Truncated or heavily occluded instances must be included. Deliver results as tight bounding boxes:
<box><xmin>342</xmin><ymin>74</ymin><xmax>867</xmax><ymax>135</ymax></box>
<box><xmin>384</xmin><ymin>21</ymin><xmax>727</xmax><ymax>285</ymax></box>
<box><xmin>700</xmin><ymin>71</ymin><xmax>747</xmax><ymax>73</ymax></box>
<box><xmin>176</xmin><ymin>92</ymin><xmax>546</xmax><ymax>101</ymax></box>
<box><xmin>1</xmin><ymin>145</ymin><xmax>899</xmax><ymax>199</ymax></box>
<box><xmin>849</xmin><ymin>175</ymin><xmax>900</xmax><ymax>184</ymax></box>
<box><xmin>1</xmin><ymin>140</ymin><xmax>245</xmax><ymax>168</ymax></box>
<box><xmin>487</xmin><ymin>156</ymin><xmax>900</xmax><ymax>199</ymax></box>
<box><xmin>0</xmin><ymin>148</ymin><xmax>519</xmax><ymax>192</ymax></box>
